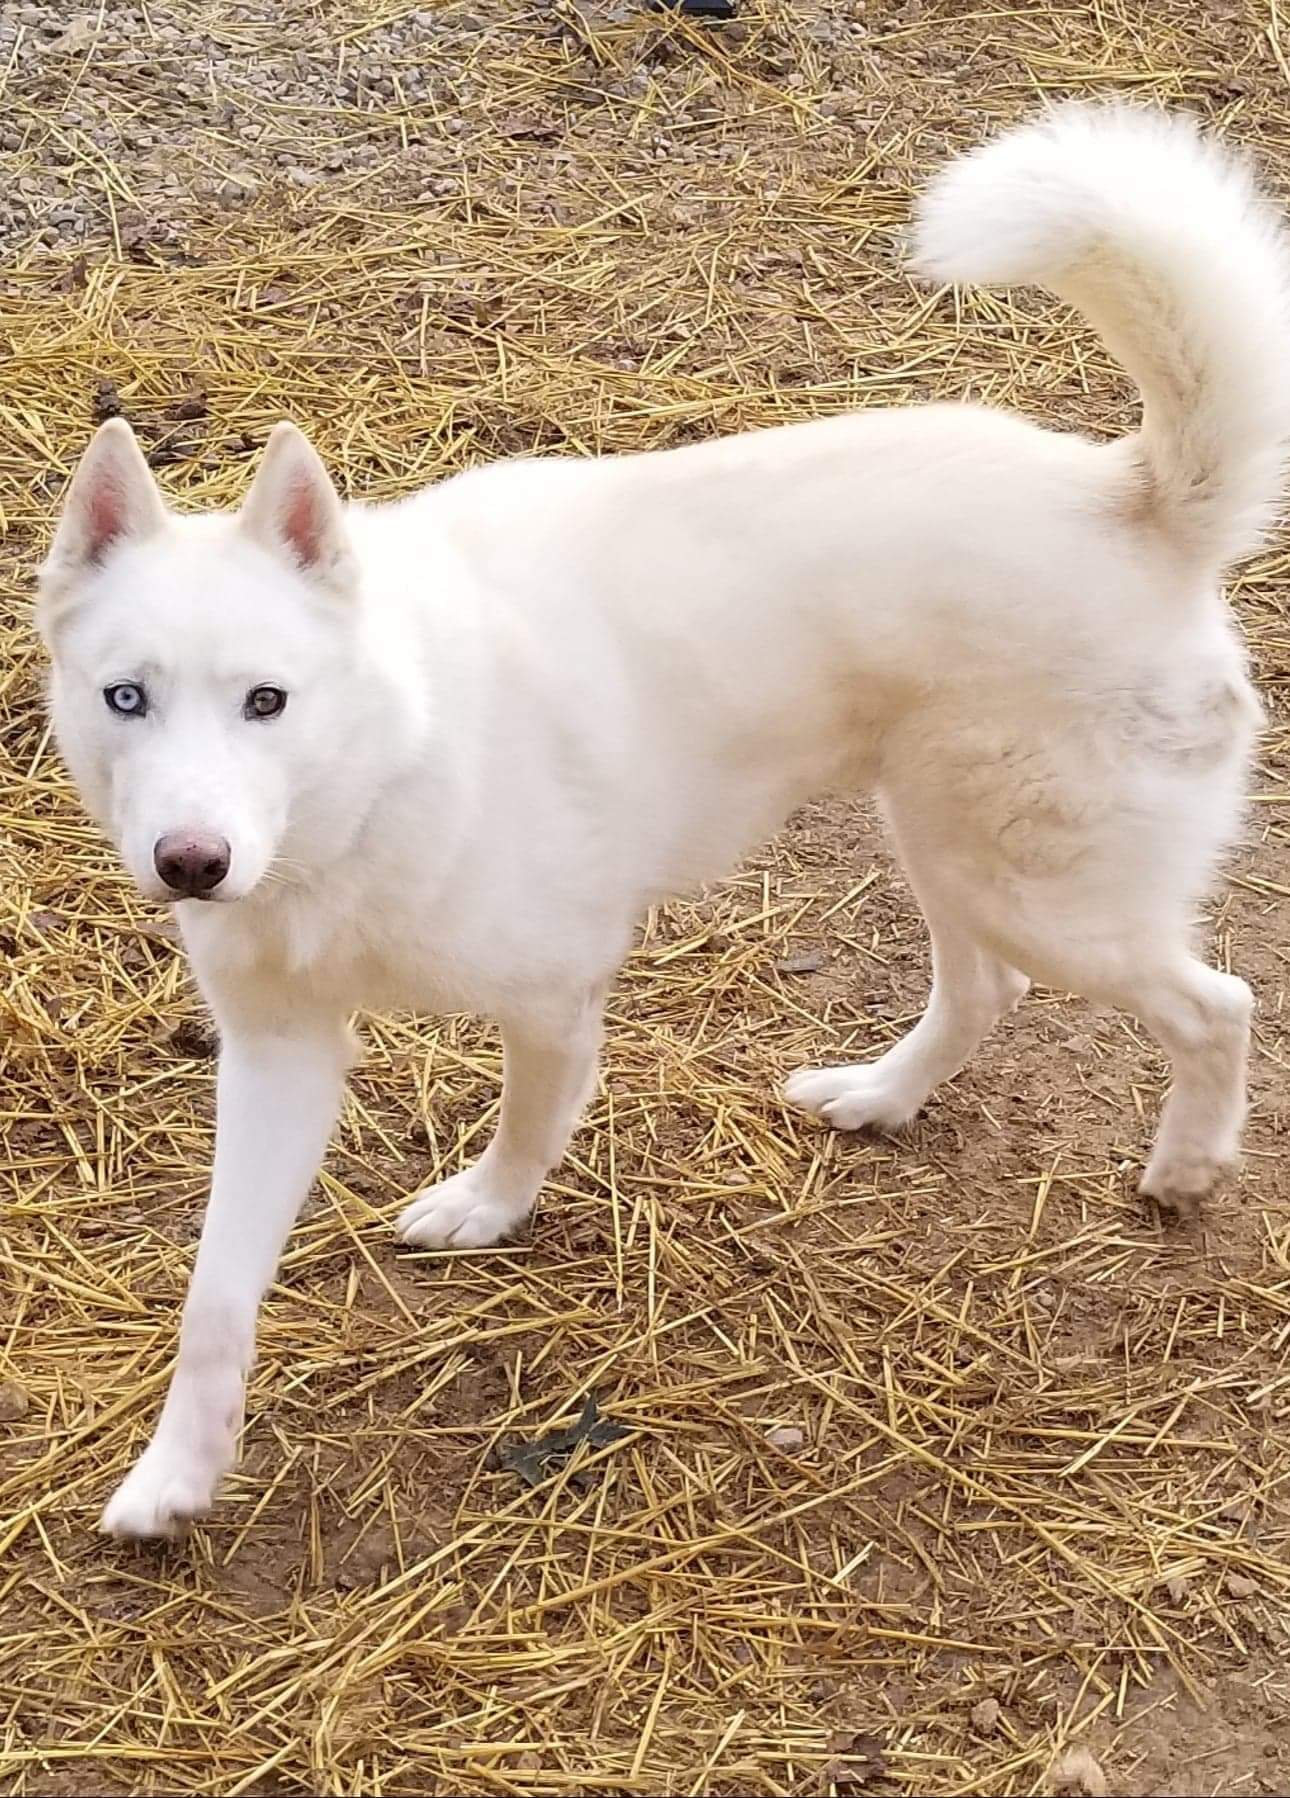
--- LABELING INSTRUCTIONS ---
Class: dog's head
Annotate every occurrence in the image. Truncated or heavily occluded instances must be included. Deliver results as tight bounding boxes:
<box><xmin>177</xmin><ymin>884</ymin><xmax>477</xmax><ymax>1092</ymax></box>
<box><xmin>38</xmin><ymin>419</ymin><xmax>384</xmax><ymax>906</ymax></box>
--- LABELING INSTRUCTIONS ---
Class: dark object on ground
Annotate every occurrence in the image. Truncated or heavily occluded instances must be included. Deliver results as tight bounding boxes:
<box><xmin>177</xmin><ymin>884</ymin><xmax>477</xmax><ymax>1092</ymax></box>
<box><xmin>493</xmin><ymin>1394</ymin><xmax>629</xmax><ymax>1487</ymax></box>
<box><xmin>650</xmin><ymin>0</ymin><xmax>736</xmax><ymax>17</ymax></box>
<box><xmin>776</xmin><ymin>949</ymin><xmax>827</xmax><ymax>975</ymax></box>
<box><xmin>92</xmin><ymin>379</ymin><xmax>122</xmax><ymax>424</ymax></box>
<box><xmin>169</xmin><ymin>1020</ymin><xmax>218</xmax><ymax>1060</ymax></box>
<box><xmin>174</xmin><ymin>383</ymin><xmax>208</xmax><ymax>421</ymax></box>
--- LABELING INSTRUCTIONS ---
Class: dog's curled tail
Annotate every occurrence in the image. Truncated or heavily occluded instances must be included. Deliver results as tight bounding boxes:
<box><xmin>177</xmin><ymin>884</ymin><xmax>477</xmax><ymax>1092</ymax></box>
<box><xmin>912</xmin><ymin>104</ymin><xmax>1290</xmax><ymax>569</ymax></box>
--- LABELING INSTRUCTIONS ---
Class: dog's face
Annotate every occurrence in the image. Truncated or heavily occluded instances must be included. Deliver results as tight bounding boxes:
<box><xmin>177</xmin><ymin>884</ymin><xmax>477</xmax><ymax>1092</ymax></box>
<box><xmin>38</xmin><ymin>420</ymin><xmax>370</xmax><ymax>905</ymax></box>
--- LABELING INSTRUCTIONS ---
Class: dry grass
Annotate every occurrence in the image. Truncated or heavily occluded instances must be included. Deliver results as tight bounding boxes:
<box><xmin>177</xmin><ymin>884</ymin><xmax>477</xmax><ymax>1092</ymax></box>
<box><xmin>2</xmin><ymin>1</ymin><xmax>1290</xmax><ymax>1793</ymax></box>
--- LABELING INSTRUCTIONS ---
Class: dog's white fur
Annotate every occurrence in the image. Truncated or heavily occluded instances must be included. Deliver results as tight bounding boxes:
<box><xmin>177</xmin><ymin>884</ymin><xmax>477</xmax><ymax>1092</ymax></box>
<box><xmin>38</xmin><ymin>106</ymin><xmax>1289</xmax><ymax>1536</ymax></box>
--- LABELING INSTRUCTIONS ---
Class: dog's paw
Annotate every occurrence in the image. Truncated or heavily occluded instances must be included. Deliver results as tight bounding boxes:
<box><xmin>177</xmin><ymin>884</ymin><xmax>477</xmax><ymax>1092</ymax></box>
<box><xmin>100</xmin><ymin>1442</ymin><xmax>224</xmax><ymax>1539</ymax></box>
<box><xmin>784</xmin><ymin>1063</ymin><xmax>921</xmax><ymax>1133</ymax></box>
<box><xmin>395</xmin><ymin>1168</ymin><xmax>533</xmax><ymax>1251</ymax></box>
<box><xmin>1139</xmin><ymin>1144</ymin><xmax>1230</xmax><ymax>1220</ymax></box>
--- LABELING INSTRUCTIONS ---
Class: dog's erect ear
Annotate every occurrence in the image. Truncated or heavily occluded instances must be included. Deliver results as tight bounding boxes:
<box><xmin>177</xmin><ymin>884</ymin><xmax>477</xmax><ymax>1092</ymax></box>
<box><xmin>40</xmin><ymin>419</ymin><xmax>168</xmax><ymax>611</ymax></box>
<box><xmin>238</xmin><ymin>422</ymin><xmax>353</xmax><ymax>588</ymax></box>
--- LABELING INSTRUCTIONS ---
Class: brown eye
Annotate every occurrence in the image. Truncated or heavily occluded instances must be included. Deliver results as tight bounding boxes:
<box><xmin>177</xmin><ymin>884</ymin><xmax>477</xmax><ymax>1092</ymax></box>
<box><xmin>244</xmin><ymin>685</ymin><xmax>287</xmax><ymax>721</ymax></box>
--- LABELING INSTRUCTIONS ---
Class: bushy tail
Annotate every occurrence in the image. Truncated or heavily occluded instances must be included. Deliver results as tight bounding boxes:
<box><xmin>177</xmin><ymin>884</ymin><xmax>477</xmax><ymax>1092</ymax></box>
<box><xmin>912</xmin><ymin>104</ymin><xmax>1290</xmax><ymax>568</ymax></box>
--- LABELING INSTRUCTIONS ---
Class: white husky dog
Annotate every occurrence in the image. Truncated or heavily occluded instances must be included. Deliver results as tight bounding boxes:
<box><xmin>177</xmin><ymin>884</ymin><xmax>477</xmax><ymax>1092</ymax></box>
<box><xmin>39</xmin><ymin>106</ymin><xmax>1288</xmax><ymax>1536</ymax></box>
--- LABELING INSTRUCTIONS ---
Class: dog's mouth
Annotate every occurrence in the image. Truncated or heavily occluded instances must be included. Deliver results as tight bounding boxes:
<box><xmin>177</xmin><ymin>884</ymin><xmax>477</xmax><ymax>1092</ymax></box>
<box><xmin>153</xmin><ymin>869</ymin><xmax>292</xmax><ymax>908</ymax></box>
<box><xmin>143</xmin><ymin>876</ymin><xmax>241</xmax><ymax>908</ymax></box>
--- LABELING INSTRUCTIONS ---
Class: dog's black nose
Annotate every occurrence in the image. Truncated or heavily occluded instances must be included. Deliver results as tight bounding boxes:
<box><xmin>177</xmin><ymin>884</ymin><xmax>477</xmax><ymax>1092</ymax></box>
<box><xmin>153</xmin><ymin>831</ymin><xmax>231</xmax><ymax>898</ymax></box>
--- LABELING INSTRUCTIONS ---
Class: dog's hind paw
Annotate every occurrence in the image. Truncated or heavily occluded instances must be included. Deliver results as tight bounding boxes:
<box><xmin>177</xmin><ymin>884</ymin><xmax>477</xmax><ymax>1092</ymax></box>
<box><xmin>395</xmin><ymin>1167</ymin><xmax>534</xmax><ymax>1251</ymax></box>
<box><xmin>1139</xmin><ymin>1144</ymin><xmax>1231</xmax><ymax>1220</ymax></box>
<box><xmin>784</xmin><ymin>1063</ymin><xmax>922</xmax><ymax>1133</ymax></box>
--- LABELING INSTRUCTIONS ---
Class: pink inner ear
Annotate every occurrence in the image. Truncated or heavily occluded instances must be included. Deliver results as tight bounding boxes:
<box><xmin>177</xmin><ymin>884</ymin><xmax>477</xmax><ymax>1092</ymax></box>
<box><xmin>86</xmin><ymin>472</ymin><xmax>128</xmax><ymax>563</ymax></box>
<box><xmin>281</xmin><ymin>471</ymin><xmax>324</xmax><ymax>568</ymax></box>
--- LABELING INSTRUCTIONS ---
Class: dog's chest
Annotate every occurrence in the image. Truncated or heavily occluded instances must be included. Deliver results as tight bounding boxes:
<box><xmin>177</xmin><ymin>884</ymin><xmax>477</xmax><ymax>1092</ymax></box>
<box><xmin>207</xmin><ymin>887</ymin><xmax>499</xmax><ymax>1019</ymax></box>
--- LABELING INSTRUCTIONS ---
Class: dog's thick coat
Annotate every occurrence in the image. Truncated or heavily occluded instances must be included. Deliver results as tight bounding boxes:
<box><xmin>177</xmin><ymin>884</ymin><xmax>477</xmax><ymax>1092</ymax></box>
<box><xmin>39</xmin><ymin>106</ymin><xmax>1289</xmax><ymax>1535</ymax></box>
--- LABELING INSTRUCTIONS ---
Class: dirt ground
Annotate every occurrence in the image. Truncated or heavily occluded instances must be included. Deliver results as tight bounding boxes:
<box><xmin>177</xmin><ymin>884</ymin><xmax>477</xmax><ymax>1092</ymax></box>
<box><xmin>2</xmin><ymin>2</ymin><xmax>1290</xmax><ymax>1794</ymax></box>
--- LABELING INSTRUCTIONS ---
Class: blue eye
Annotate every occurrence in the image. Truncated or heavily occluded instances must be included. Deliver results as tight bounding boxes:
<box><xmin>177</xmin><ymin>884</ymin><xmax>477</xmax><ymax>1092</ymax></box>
<box><xmin>104</xmin><ymin>682</ymin><xmax>147</xmax><ymax>717</ymax></box>
<box><xmin>244</xmin><ymin>685</ymin><xmax>288</xmax><ymax>720</ymax></box>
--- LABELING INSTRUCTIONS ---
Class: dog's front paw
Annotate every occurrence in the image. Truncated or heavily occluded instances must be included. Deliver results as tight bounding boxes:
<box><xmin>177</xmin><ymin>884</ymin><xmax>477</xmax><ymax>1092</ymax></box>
<box><xmin>784</xmin><ymin>1063</ymin><xmax>921</xmax><ymax>1134</ymax></box>
<box><xmin>100</xmin><ymin>1440</ymin><xmax>227</xmax><ymax>1539</ymax></box>
<box><xmin>395</xmin><ymin>1166</ymin><xmax>534</xmax><ymax>1250</ymax></box>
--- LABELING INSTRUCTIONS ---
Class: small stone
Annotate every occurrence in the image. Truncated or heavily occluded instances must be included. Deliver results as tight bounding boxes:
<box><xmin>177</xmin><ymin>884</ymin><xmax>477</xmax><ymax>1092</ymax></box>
<box><xmin>971</xmin><ymin>1697</ymin><xmax>1000</xmax><ymax>1735</ymax></box>
<box><xmin>47</xmin><ymin>14</ymin><xmax>97</xmax><ymax>55</ymax></box>
<box><xmin>1226</xmin><ymin>1572</ymin><xmax>1257</xmax><ymax>1599</ymax></box>
<box><xmin>775</xmin><ymin>948</ymin><xmax>826</xmax><ymax>975</ymax></box>
<box><xmin>0</xmin><ymin>1382</ymin><xmax>30</xmax><ymax>1422</ymax></box>
<box><xmin>1052</xmin><ymin>1747</ymin><xmax>1108</xmax><ymax>1797</ymax></box>
<box><xmin>219</xmin><ymin>171</ymin><xmax>258</xmax><ymax>203</ymax></box>
<box><xmin>766</xmin><ymin>1425</ymin><xmax>805</xmax><ymax>1452</ymax></box>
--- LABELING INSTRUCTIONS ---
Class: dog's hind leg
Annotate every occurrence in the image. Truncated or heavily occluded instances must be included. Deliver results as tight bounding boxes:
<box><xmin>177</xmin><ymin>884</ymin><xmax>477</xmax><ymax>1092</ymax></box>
<box><xmin>785</xmin><ymin>913</ymin><xmax>1027</xmax><ymax>1132</ymax></box>
<box><xmin>790</xmin><ymin>719</ymin><xmax>1252</xmax><ymax>1212</ymax></box>
<box><xmin>396</xmin><ymin>987</ymin><xmax>604</xmax><ymax>1250</ymax></box>
<box><xmin>994</xmin><ymin>926</ymin><xmax>1250</xmax><ymax>1214</ymax></box>
<box><xmin>940</xmin><ymin>772</ymin><xmax>1252</xmax><ymax>1213</ymax></box>
<box><xmin>1129</xmin><ymin>962</ymin><xmax>1251</xmax><ymax>1210</ymax></box>
<box><xmin>785</xmin><ymin>823</ymin><xmax>1028</xmax><ymax>1131</ymax></box>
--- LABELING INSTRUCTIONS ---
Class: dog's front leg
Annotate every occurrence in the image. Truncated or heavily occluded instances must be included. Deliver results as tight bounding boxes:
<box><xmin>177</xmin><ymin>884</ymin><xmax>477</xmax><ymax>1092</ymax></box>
<box><xmin>101</xmin><ymin>1013</ymin><xmax>351</xmax><ymax>1538</ymax></box>
<box><xmin>395</xmin><ymin>992</ymin><xmax>603</xmax><ymax>1251</ymax></box>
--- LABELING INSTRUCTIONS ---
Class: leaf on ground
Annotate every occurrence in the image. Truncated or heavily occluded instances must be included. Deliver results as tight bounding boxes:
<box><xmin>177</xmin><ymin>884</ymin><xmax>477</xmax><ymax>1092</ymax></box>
<box><xmin>495</xmin><ymin>1394</ymin><xmax>629</xmax><ymax>1487</ymax></box>
<box><xmin>824</xmin><ymin>1730</ymin><xmax>887</xmax><ymax>1792</ymax></box>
